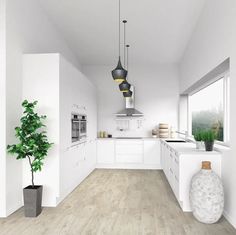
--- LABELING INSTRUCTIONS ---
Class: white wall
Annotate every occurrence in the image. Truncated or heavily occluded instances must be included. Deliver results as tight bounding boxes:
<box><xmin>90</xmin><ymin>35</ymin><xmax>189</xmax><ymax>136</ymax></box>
<box><xmin>1</xmin><ymin>0</ymin><xmax>82</xmax><ymax>216</ymax></box>
<box><xmin>22</xmin><ymin>54</ymin><xmax>60</xmax><ymax>207</ymax></box>
<box><xmin>83</xmin><ymin>64</ymin><xmax>179</xmax><ymax>137</ymax></box>
<box><xmin>180</xmin><ymin>0</ymin><xmax>236</xmax><ymax>228</ymax></box>
<box><xmin>0</xmin><ymin>0</ymin><xmax>6</xmax><ymax>217</ymax></box>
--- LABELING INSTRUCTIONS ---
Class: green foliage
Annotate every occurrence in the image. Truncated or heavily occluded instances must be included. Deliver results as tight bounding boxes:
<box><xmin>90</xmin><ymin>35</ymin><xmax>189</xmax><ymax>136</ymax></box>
<box><xmin>192</xmin><ymin>109</ymin><xmax>223</xmax><ymax>141</ymax></box>
<box><xmin>7</xmin><ymin>100</ymin><xmax>53</xmax><ymax>186</ymax></box>
<box><xmin>201</xmin><ymin>130</ymin><xmax>216</xmax><ymax>142</ymax></box>
<box><xmin>193</xmin><ymin>130</ymin><xmax>202</xmax><ymax>141</ymax></box>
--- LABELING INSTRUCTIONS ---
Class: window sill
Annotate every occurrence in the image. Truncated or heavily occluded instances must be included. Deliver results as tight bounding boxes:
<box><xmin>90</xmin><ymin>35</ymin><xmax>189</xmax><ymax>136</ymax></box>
<box><xmin>214</xmin><ymin>143</ymin><xmax>230</xmax><ymax>153</ymax></box>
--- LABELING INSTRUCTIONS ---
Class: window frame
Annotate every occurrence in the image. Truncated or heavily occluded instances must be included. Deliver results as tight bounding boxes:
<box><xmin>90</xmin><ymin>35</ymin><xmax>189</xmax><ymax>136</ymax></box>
<box><xmin>187</xmin><ymin>71</ymin><xmax>230</xmax><ymax>146</ymax></box>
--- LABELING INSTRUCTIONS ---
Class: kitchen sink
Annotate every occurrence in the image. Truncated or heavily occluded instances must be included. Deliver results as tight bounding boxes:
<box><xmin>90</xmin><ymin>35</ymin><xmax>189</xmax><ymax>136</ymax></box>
<box><xmin>165</xmin><ymin>140</ymin><xmax>186</xmax><ymax>143</ymax></box>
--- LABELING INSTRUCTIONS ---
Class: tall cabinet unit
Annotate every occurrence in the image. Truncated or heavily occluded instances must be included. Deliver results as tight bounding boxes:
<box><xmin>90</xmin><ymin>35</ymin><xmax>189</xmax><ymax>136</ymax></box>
<box><xmin>22</xmin><ymin>53</ymin><xmax>97</xmax><ymax>206</ymax></box>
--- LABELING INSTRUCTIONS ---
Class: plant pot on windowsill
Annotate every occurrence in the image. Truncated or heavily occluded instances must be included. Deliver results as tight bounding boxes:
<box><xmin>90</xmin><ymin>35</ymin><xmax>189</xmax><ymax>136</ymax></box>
<box><xmin>204</xmin><ymin>141</ymin><xmax>214</xmax><ymax>151</ymax></box>
<box><xmin>201</xmin><ymin>130</ymin><xmax>216</xmax><ymax>152</ymax></box>
<box><xmin>23</xmin><ymin>185</ymin><xmax>43</xmax><ymax>217</ymax></box>
<box><xmin>196</xmin><ymin>141</ymin><xmax>204</xmax><ymax>150</ymax></box>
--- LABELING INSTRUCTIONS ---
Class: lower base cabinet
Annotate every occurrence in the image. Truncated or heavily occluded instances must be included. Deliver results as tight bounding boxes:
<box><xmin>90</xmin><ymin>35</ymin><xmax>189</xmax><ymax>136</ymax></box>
<box><xmin>144</xmin><ymin>140</ymin><xmax>160</xmax><ymax>165</ymax></box>
<box><xmin>116</xmin><ymin>140</ymin><xmax>143</xmax><ymax>163</ymax></box>
<box><xmin>160</xmin><ymin>140</ymin><xmax>221</xmax><ymax>212</ymax></box>
<box><xmin>97</xmin><ymin>139</ymin><xmax>115</xmax><ymax>164</ymax></box>
<box><xmin>96</xmin><ymin>139</ymin><xmax>161</xmax><ymax>169</ymax></box>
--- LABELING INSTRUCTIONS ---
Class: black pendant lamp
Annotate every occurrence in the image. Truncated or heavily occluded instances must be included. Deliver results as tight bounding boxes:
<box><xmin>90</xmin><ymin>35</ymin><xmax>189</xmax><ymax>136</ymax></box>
<box><xmin>119</xmin><ymin>20</ymin><xmax>131</xmax><ymax>92</ymax></box>
<box><xmin>111</xmin><ymin>0</ymin><xmax>127</xmax><ymax>83</ymax></box>
<box><xmin>123</xmin><ymin>45</ymin><xmax>132</xmax><ymax>98</ymax></box>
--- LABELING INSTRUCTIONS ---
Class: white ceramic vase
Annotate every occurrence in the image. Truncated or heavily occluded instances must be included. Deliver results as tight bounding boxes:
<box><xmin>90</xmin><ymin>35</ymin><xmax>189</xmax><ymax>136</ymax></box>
<box><xmin>190</xmin><ymin>161</ymin><xmax>224</xmax><ymax>224</ymax></box>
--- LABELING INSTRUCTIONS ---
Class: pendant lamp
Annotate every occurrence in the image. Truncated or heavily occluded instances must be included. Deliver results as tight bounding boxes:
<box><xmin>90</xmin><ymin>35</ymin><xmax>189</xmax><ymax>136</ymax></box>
<box><xmin>111</xmin><ymin>0</ymin><xmax>127</xmax><ymax>83</ymax></box>
<box><xmin>119</xmin><ymin>20</ymin><xmax>131</xmax><ymax>92</ymax></box>
<box><xmin>123</xmin><ymin>45</ymin><xmax>132</xmax><ymax>98</ymax></box>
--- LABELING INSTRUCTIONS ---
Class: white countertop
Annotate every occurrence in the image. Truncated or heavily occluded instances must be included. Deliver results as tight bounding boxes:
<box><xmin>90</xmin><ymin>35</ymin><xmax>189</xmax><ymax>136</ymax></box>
<box><xmin>165</xmin><ymin>141</ymin><xmax>220</xmax><ymax>155</ymax></box>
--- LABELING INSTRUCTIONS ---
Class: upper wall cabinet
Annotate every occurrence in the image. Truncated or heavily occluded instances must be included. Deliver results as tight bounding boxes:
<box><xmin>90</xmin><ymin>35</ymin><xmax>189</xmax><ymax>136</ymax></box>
<box><xmin>22</xmin><ymin>53</ymin><xmax>97</xmax><ymax>206</ymax></box>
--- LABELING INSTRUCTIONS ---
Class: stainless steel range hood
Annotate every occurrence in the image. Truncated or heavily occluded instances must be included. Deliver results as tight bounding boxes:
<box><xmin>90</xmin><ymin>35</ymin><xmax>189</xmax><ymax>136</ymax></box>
<box><xmin>115</xmin><ymin>86</ymin><xmax>143</xmax><ymax>117</ymax></box>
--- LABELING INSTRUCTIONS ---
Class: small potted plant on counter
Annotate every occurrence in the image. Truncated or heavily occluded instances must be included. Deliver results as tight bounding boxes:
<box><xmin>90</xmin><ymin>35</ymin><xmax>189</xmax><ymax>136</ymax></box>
<box><xmin>193</xmin><ymin>130</ymin><xmax>203</xmax><ymax>149</ymax></box>
<box><xmin>201</xmin><ymin>130</ymin><xmax>216</xmax><ymax>151</ymax></box>
<box><xmin>7</xmin><ymin>100</ymin><xmax>53</xmax><ymax>217</ymax></box>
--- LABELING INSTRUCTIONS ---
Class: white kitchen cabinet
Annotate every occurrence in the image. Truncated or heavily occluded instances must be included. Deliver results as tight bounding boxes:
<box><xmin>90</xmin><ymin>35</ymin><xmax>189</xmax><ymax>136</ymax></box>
<box><xmin>86</xmin><ymin>140</ymin><xmax>97</xmax><ymax>167</ymax></box>
<box><xmin>23</xmin><ymin>53</ymin><xmax>97</xmax><ymax>206</ymax></box>
<box><xmin>97</xmin><ymin>140</ymin><xmax>115</xmax><ymax>164</ymax></box>
<box><xmin>160</xmin><ymin>140</ymin><xmax>221</xmax><ymax>212</ymax></box>
<box><xmin>144</xmin><ymin>139</ymin><xmax>160</xmax><ymax>165</ymax></box>
<box><xmin>115</xmin><ymin>140</ymin><xmax>143</xmax><ymax>163</ymax></box>
<box><xmin>96</xmin><ymin>138</ymin><xmax>160</xmax><ymax>169</ymax></box>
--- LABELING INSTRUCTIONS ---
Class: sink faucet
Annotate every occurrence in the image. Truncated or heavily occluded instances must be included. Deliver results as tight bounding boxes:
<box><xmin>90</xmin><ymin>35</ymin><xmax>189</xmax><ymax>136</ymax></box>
<box><xmin>176</xmin><ymin>131</ymin><xmax>188</xmax><ymax>141</ymax></box>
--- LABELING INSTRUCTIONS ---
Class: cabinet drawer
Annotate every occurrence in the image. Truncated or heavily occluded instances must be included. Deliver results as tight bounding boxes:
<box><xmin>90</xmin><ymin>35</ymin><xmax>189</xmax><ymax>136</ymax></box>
<box><xmin>116</xmin><ymin>154</ymin><xmax>143</xmax><ymax>163</ymax></box>
<box><xmin>115</xmin><ymin>140</ymin><xmax>143</xmax><ymax>145</ymax></box>
<box><xmin>116</xmin><ymin>144</ymin><xmax>143</xmax><ymax>155</ymax></box>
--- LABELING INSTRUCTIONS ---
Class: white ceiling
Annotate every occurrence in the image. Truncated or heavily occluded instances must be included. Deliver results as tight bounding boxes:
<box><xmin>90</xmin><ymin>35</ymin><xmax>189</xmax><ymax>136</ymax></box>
<box><xmin>39</xmin><ymin>0</ymin><xmax>206</xmax><ymax>66</ymax></box>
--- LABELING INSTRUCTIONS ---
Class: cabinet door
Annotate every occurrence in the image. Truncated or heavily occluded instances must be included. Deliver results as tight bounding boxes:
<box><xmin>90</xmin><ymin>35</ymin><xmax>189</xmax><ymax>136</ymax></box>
<box><xmin>85</xmin><ymin>140</ymin><xmax>97</xmax><ymax>169</ymax></box>
<box><xmin>144</xmin><ymin>140</ymin><xmax>160</xmax><ymax>165</ymax></box>
<box><xmin>97</xmin><ymin>140</ymin><xmax>115</xmax><ymax>164</ymax></box>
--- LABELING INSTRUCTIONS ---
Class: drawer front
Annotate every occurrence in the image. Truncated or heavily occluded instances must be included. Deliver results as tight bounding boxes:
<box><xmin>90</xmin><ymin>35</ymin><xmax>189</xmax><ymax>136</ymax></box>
<box><xmin>116</xmin><ymin>154</ymin><xmax>143</xmax><ymax>163</ymax></box>
<box><xmin>116</xmin><ymin>144</ymin><xmax>143</xmax><ymax>155</ymax></box>
<box><xmin>115</xmin><ymin>140</ymin><xmax>143</xmax><ymax>145</ymax></box>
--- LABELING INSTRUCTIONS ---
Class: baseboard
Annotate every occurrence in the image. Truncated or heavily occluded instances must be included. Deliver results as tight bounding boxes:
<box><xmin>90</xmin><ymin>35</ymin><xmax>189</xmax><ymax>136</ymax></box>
<box><xmin>96</xmin><ymin>164</ymin><xmax>162</xmax><ymax>170</ymax></box>
<box><xmin>6</xmin><ymin>201</ymin><xmax>23</xmax><ymax>217</ymax></box>
<box><xmin>223</xmin><ymin>210</ymin><xmax>236</xmax><ymax>229</ymax></box>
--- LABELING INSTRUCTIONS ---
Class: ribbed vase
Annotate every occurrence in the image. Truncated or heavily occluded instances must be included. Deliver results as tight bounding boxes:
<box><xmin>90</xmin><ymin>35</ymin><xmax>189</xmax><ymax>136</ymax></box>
<box><xmin>189</xmin><ymin>161</ymin><xmax>224</xmax><ymax>224</ymax></box>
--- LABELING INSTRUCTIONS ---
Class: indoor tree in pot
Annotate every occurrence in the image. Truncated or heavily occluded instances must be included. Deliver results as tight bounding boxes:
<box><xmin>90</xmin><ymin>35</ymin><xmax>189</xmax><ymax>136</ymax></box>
<box><xmin>7</xmin><ymin>100</ymin><xmax>53</xmax><ymax>217</ymax></box>
<box><xmin>201</xmin><ymin>130</ymin><xmax>216</xmax><ymax>151</ymax></box>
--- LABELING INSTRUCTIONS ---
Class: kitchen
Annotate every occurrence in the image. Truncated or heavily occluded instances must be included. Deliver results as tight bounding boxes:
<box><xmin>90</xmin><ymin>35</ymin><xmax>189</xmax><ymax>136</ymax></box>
<box><xmin>0</xmin><ymin>0</ymin><xmax>236</xmax><ymax>234</ymax></box>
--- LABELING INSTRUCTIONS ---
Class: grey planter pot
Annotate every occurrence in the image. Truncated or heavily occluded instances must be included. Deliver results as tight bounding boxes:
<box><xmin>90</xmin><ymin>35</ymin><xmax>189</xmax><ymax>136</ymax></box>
<box><xmin>204</xmin><ymin>141</ymin><xmax>214</xmax><ymax>151</ymax></box>
<box><xmin>23</xmin><ymin>185</ymin><xmax>43</xmax><ymax>217</ymax></box>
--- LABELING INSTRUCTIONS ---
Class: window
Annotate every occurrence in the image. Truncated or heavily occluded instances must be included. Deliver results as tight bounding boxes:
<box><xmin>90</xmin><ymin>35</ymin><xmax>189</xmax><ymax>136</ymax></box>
<box><xmin>188</xmin><ymin>72</ymin><xmax>229</xmax><ymax>143</ymax></box>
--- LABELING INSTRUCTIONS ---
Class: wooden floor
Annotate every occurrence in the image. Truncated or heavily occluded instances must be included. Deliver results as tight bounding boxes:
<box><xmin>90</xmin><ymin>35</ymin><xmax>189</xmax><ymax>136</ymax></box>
<box><xmin>0</xmin><ymin>169</ymin><xmax>235</xmax><ymax>235</ymax></box>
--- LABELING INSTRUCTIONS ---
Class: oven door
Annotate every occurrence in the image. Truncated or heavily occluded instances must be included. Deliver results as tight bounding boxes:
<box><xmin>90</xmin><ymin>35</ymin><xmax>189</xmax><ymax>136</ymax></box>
<box><xmin>79</xmin><ymin>120</ymin><xmax>87</xmax><ymax>139</ymax></box>
<box><xmin>71</xmin><ymin>120</ymin><xmax>80</xmax><ymax>142</ymax></box>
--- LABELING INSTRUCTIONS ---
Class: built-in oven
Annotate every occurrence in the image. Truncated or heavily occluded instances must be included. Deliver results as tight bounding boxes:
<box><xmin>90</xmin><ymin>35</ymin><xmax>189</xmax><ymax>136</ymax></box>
<box><xmin>71</xmin><ymin>113</ymin><xmax>87</xmax><ymax>143</ymax></box>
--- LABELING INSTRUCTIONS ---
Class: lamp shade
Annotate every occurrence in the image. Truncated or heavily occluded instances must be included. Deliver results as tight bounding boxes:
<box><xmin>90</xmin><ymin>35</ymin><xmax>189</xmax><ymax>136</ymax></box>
<box><xmin>111</xmin><ymin>57</ymin><xmax>127</xmax><ymax>83</ymax></box>
<box><xmin>123</xmin><ymin>89</ymin><xmax>132</xmax><ymax>98</ymax></box>
<box><xmin>119</xmin><ymin>80</ymin><xmax>131</xmax><ymax>92</ymax></box>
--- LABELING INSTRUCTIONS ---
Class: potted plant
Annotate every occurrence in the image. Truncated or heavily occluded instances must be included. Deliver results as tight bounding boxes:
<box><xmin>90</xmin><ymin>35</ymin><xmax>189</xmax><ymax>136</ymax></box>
<box><xmin>201</xmin><ymin>130</ymin><xmax>216</xmax><ymax>151</ymax></box>
<box><xmin>193</xmin><ymin>130</ymin><xmax>203</xmax><ymax>149</ymax></box>
<box><xmin>7</xmin><ymin>100</ymin><xmax>53</xmax><ymax>217</ymax></box>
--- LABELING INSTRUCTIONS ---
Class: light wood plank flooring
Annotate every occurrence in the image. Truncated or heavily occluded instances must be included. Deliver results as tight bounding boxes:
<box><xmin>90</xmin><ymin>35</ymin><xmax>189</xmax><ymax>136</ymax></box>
<box><xmin>0</xmin><ymin>169</ymin><xmax>235</xmax><ymax>235</ymax></box>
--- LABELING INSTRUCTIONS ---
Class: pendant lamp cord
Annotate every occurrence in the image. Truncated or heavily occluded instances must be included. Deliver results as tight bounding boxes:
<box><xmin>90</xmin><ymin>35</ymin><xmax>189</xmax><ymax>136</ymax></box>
<box><xmin>119</xmin><ymin>0</ymin><xmax>121</xmax><ymax>58</ymax></box>
<box><xmin>126</xmin><ymin>45</ymin><xmax>129</xmax><ymax>81</ymax></box>
<box><xmin>123</xmin><ymin>21</ymin><xmax>126</xmax><ymax>68</ymax></box>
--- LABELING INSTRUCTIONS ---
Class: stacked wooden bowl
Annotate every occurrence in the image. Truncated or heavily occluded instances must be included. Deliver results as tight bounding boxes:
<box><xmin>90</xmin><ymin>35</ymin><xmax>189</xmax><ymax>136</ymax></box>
<box><xmin>159</xmin><ymin>123</ymin><xmax>169</xmax><ymax>138</ymax></box>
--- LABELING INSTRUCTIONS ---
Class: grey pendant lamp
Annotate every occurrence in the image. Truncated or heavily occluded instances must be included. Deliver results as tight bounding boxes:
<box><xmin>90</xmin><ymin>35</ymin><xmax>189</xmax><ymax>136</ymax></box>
<box><xmin>119</xmin><ymin>20</ymin><xmax>131</xmax><ymax>93</ymax></box>
<box><xmin>111</xmin><ymin>0</ymin><xmax>127</xmax><ymax>83</ymax></box>
<box><xmin>123</xmin><ymin>44</ymin><xmax>133</xmax><ymax>98</ymax></box>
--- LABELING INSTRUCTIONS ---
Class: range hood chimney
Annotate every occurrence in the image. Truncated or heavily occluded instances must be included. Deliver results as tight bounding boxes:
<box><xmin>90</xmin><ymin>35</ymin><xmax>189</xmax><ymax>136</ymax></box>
<box><xmin>115</xmin><ymin>86</ymin><xmax>143</xmax><ymax>117</ymax></box>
